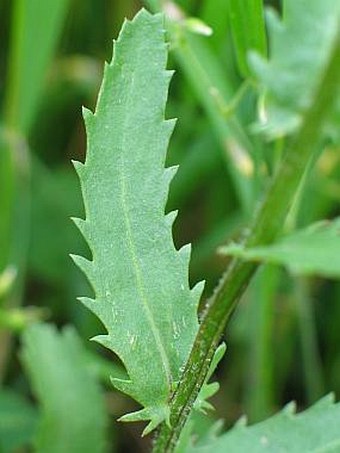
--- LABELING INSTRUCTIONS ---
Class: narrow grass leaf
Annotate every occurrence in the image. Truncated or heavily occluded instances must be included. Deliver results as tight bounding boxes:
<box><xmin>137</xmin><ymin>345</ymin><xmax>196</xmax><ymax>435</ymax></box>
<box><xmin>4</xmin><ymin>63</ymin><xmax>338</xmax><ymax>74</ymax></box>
<box><xmin>5</xmin><ymin>0</ymin><xmax>70</xmax><ymax>133</ymax></box>
<box><xmin>228</xmin><ymin>0</ymin><xmax>267</xmax><ymax>77</ymax></box>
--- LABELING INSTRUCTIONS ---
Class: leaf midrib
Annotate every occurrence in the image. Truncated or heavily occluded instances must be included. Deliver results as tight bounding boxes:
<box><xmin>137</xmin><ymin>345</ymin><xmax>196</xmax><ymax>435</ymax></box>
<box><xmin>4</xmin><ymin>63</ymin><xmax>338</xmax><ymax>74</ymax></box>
<box><xmin>117</xmin><ymin>61</ymin><xmax>172</xmax><ymax>390</ymax></box>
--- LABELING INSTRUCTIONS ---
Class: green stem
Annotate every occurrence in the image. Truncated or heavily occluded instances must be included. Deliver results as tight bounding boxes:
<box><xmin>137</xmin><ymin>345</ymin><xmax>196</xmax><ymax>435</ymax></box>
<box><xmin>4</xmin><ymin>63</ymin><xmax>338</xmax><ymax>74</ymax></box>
<box><xmin>0</xmin><ymin>130</ymin><xmax>31</xmax><ymax>382</ymax></box>
<box><xmin>144</xmin><ymin>0</ymin><xmax>256</xmax><ymax>214</ymax></box>
<box><xmin>172</xmin><ymin>28</ymin><xmax>256</xmax><ymax>213</ymax></box>
<box><xmin>244</xmin><ymin>265</ymin><xmax>278</xmax><ymax>422</ymax></box>
<box><xmin>152</xmin><ymin>32</ymin><xmax>340</xmax><ymax>453</ymax></box>
<box><xmin>295</xmin><ymin>278</ymin><xmax>325</xmax><ymax>403</ymax></box>
<box><xmin>0</xmin><ymin>133</ymin><xmax>15</xmax><ymax>275</ymax></box>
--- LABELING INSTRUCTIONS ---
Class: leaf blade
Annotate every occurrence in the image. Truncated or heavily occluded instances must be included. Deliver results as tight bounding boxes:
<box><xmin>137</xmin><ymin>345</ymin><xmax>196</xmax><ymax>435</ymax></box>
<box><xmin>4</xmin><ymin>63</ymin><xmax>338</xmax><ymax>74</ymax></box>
<box><xmin>228</xmin><ymin>0</ymin><xmax>267</xmax><ymax>77</ymax></box>
<box><xmin>73</xmin><ymin>9</ymin><xmax>201</xmax><ymax>430</ymax></box>
<box><xmin>0</xmin><ymin>389</ymin><xmax>38</xmax><ymax>453</ymax></box>
<box><xmin>21</xmin><ymin>324</ymin><xmax>108</xmax><ymax>453</ymax></box>
<box><xmin>221</xmin><ymin>219</ymin><xmax>340</xmax><ymax>278</ymax></box>
<box><xmin>5</xmin><ymin>0</ymin><xmax>70</xmax><ymax>133</ymax></box>
<box><xmin>250</xmin><ymin>0</ymin><xmax>340</xmax><ymax>138</ymax></box>
<box><xmin>188</xmin><ymin>395</ymin><xmax>340</xmax><ymax>452</ymax></box>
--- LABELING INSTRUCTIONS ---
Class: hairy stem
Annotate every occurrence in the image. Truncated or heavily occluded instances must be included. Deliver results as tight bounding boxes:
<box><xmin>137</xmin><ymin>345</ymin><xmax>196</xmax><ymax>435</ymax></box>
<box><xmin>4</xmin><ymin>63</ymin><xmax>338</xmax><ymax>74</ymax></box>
<box><xmin>153</xmin><ymin>32</ymin><xmax>340</xmax><ymax>453</ymax></box>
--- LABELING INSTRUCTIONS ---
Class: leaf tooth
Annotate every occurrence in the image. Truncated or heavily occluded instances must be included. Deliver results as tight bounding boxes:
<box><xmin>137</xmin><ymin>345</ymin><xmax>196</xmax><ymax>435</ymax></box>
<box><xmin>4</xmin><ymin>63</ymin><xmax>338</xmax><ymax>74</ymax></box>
<box><xmin>234</xmin><ymin>415</ymin><xmax>248</xmax><ymax>428</ymax></box>
<box><xmin>310</xmin><ymin>392</ymin><xmax>335</xmax><ymax>409</ymax></box>
<box><xmin>131</xmin><ymin>7</ymin><xmax>153</xmax><ymax>24</ymax></box>
<box><xmin>70</xmin><ymin>254</ymin><xmax>94</xmax><ymax>285</ymax></box>
<box><xmin>282</xmin><ymin>401</ymin><xmax>297</xmax><ymax>416</ymax></box>
<box><xmin>209</xmin><ymin>420</ymin><xmax>224</xmax><ymax>438</ymax></box>
<box><xmin>71</xmin><ymin>160</ymin><xmax>85</xmax><ymax>179</ymax></box>
<box><xmin>116</xmin><ymin>18</ymin><xmax>132</xmax><ymax>42</ymax></box>
<box><xmin>165</xmin><ymin>68</ymin><xmax>175</xmax><ymax>78</ymax></box>
<box><xmin>179</xmin><ymin>243</ymin><xmax>192</xmax><ymax>266</ymax></box>
<box><xmin>71</xmin><ymin>218</ymin><xmax>93</xmax><ymax>249</ymax></box>
<box><xmin>163</xmin><ymin>118</ymin><xmax>177</xmax><ymax>137</ymax></box>
<box><xmin>82</xmin><ymin>106</ymin><xmax>95</xmax><ymax>129</ymax></box>
<box><xmin>191</xmin><ymin>281</ymin><xmax>205</xmax><ymax>316</ymax></box>
<box><xmin>165</xmin><ymin>210</ymin><xmax>178</xmax><ymax>228</ymax></box>
<box><xmin>71</xmin><ymin>217</ymin><xmax>87</xmax><ymax>237</ymax></box>
<box><xmin>191</xmin><ymin>280</ymin><xmax>205</xmax><ymax>304</ymax></box>
<box><xmin>141</xmin><ymin>418</ymin><xmax>164</xmax><ymax>437</ymax></box>
<box><xmin>203</xmin><ymin>382</ymin><xmax>220</xmax><ymax>400</ymax></box>
<box><xmin>205</xmin><ymin>342</ymin><xmax>226</xmax><ymax>381</ymax></box>
<box><xmin>78</xmin><ymin>296</ymin><xmax>98</xmax><ymax>315</ymax></box>
<box><xmin>95</xmin><ymin>62</ymin><xmax>112</xmax><ymax>113</ymax></box>
<box><xmin>163</xmin><ymin>165</ymin><xmax>178</xmax><ymax>186</ymax></box>
<box><xmin>197</xmin><ymin>400</ymin><xmax>215</xmax><ymax>414</ymax></box>
<box><xmin>118</xmin><ymin>404</ymin><xmax>170</xmax><ymax>437</ymax></box>
<box><xmin>93</xmin><ymin>334</ymin><xmax>112</xmax><ymax>349</ymax></box>
<box><xmin>112</xmin><ymin>378</ymin><xmax>137</xmax><ymax>401</ymax></box>
<box><xmin>163</xmin><ymin>70</ymin><xmax>175</xmax><ymax>91</ymax></box>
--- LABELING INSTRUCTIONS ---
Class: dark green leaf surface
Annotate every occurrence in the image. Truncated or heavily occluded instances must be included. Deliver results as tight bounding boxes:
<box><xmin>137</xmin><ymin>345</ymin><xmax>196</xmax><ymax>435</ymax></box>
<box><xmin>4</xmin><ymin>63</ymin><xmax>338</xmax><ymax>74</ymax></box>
<box><xmin>188</xmin><ymin>395</ymin><xmax>340</xmax><ymax>452</ymax></box>
<box><xmin>0</xmin><ymin>389</ymin><xmax>38</xmax><ymax>453</ymax></box>
<box><xmin>21</xmin><ymin>324</ymin><xmax>108</xmax><ymax>453</ymax></box>
<box><xmin>72</xmin><ymin>10</ymin><xmax>202</xmax><ymax>433</ymax></box>
<box><xmin>228</xmin><ymin>0</ymin><xmax>267</xmax><ymax>77</ymax></box>
<box><xmin>222</xmin><ymin>219</ymin><xmax>340</xmax><ymax>278</ymax></box>
<box><xmin>5</xmin><ymin>0</ymin><xmax>70</xmax><ymax>133</ymax></box>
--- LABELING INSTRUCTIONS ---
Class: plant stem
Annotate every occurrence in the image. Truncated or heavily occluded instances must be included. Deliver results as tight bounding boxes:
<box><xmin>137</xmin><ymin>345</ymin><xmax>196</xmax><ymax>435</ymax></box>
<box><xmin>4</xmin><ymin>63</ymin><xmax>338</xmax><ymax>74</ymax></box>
<box><xmin>0</xmin><ymin>134</ymin><xmax>15</xmax><ymax>275</ymax></box>
<box><xmin>0</xmin><ymin>130</ymin><xmax>31</xmax><ymax>382</ymax></box>
<box><xmin>295</xmin><ymin>277</ymin><xmax>325</xmax><ymax>403</ymax></box>
<box><xmin>144</xmin><ymin>0</ymin><xmax>257</xmax><ymax>214</ymax></box>
<box><xmin>244</xmin><ymin>265</ymin><xmax>278</xmax><ymax>422</ymax></box>
<box><xmin>172</xmin><ymin>29</ymin><xmax>256</xmax><ymax>214</ymax></box>
<box><xmin>152</xmin><ymin>32</ymin><xmax>340</xmax><ymax>453</ymax></box>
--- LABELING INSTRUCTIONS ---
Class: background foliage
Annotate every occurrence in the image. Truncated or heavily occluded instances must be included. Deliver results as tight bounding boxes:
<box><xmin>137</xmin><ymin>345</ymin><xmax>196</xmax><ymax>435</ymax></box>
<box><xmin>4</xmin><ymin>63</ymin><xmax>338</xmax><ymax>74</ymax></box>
<box><xmin>0</xmin><ymin>0</ymin><xmax>339</xmax><ymax>451</ymax></box>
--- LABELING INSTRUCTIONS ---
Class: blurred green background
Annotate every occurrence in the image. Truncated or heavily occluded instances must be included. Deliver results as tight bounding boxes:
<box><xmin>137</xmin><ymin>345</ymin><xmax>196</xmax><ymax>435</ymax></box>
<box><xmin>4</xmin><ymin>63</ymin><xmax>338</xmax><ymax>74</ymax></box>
<box><xmin>0</xmin><ymin>0</ymin><xmax>339</xmax><ymax>451</ymax></box>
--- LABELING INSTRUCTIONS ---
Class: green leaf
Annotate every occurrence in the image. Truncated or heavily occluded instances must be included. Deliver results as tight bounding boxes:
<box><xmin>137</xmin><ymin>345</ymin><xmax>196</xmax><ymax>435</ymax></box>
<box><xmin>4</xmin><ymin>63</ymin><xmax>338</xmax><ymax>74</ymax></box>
<box><xmin>250</xmin><ymin>0</ymin><xmax>339</xmax><ymax>138</ymax></box>
<box><xmin>194</xmin><ymin>343</ymin><xmax>226</xmax><ymax>413</ymax></box>
<box><xmin>0</xmin><ymin>389</ymin><xmax>38</xmax><ymax>452</ymax></box>
<box><xmin>221</xmin><ymin>219</ymin><xmax>340</xmax><ymax>279</ymax></box>
<box><xmin>170</xmin><ymin>27</ymin><xmax>256</xmax><ymax>213</ymax></box>
<box><xmin>72</xmin><ymin>9</ymin><xmax>202</xmax><ymax>434</ymax></box>
<box><xmin>5</xmin><ymin>0</ymin><xmax>70</xmax><ymax>133</ymax></box>
<box><xmin>188</xmin><ymin>394</ymin><xmax>340</xmax><ymax>452</ymax></box>
<box><xmin>21</xmin><ymin>324</ymin><xmax>108</xmax><ymax>453</ymax></box>
<box><xmin>227</xmin><ymin>0</ymin><xmax>267</xmax><ymax>77</ymax></box>
<box><xmin>0</xmin><ymin>132</ymin><xmax>15</xmax><ymax>274</ymax></box>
